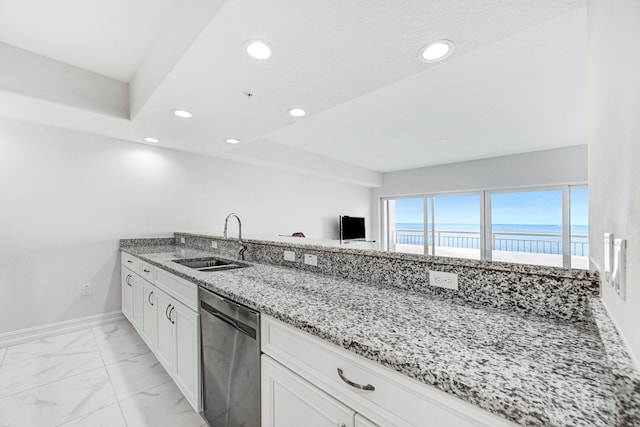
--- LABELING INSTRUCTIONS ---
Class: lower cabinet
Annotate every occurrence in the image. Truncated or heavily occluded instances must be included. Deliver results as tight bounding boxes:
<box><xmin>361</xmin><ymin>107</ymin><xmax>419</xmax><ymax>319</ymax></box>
<box><xmin>121</xmin><ymin>269</ymin><xmax>134</xmax><ymax>321</ymax></box>
<box><xmin>131</xmin><ymin>273</ymin><xmax>144</xmax><ymax>330</ymax></box>
<box><xmin>121</xmin><ymin>256</ymin><xmax>201</xmax><ymax>412</ymax></box>
<box><xmin>140</xmin><ymin>280</ymin><xmax>157</xmax><ymax>347</ymax></box>
<box><xmin>154</xmin><ymin>287</ymin><xmax>201</xmax><ymax>411</ymax></box>
<box><xmin>262</xmin><ymin>355</ymin><xmax>356</xmax><ymax>427</ymax></box>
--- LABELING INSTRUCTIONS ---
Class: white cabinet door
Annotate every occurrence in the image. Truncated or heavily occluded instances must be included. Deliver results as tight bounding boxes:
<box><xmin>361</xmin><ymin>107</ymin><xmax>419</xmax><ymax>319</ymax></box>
<box><xmin>121</xmin><ymin>269</ymin><xmax>134</xmax><ymax>322</ymax></box>
<box><xmin>262</xmin><ymin>355</ymin><xmax>355</xmax><ymax>427</ymax></box>
<box><xmin>172</xmin><ymin>299</ymin><xmax>201</xmax><ymax>411</ymax></box>
<box><xmin>155</xmin><ymin>289</ymin><xmax>175</xmax><ymax>373</ymax></box>
<box><xmin>131</xmin><ymin>274</ymin><xmax>144</xmax><ymax>331</ymax></box>
<box><xmin>355</xmin><ymin>414</ymin><xmax>379</xmax><ymax>427</ymax></box>
<box><xmin>141</xmin><ymin>280</ymin><xmax>158</xmax><ymax>348</ymax></box>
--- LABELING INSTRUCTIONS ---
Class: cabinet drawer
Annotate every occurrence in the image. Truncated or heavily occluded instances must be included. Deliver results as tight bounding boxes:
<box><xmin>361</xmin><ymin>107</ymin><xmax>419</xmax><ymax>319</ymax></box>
<box><xmin>262</xmin><ymin>316</ymin><xmax>514</xmax><ymax>427</ymax></box>
<box><xmin>121</xmin><ymin>252</ymin><xmax>141</xmax><ymax>273</ymax></box>
<box><xmin>154</xmin><ymin>268</ymin><xmax>198</xmax><ymax>311</ymax></box>
<box><xmin>140</xmin><ymin>261</ymin><xmax>154</xmax><ymax>282</ymax></box>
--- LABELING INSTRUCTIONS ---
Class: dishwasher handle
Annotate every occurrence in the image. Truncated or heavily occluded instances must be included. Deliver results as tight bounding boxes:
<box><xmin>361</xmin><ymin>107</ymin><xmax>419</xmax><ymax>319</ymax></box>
<box><xmin>201</xmin><ymin>300</ymin><xmax>257</xmax><ymax>339</ymax></box>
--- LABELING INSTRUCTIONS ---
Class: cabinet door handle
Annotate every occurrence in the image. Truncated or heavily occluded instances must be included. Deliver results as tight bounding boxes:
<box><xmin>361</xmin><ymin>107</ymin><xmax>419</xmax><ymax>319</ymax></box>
<box><xmin>148</xmin><ymin>291</ymin><xmax>154</xmax><ymax>306</ymax></box>
<box><xmin>143</xmin><ymin>268</ymin><xmax>150</xmax><ymax>273</ymax></box>
<box><xmin>169</xmin><ymin>306</ymin><xmax>175</xmax><ymax>324</ymax></box>
<box><xmin>165</xmin><ymin>304</ymin><xmax>172</xmax><ymax>321</ymax></box>
<box><xmin>127</xmin><ymin>260</ymin><xmax>133</xmax><ymax>263</ymax></box>
<box><xmin>126</xmin><ymin>274</ymin><xmax>132</xmax><ymax>287</ymax></box>
<box><xmin>336</xmin><ymin>368</ymin><xmax>375</xmax><ymax>391</ymax></box>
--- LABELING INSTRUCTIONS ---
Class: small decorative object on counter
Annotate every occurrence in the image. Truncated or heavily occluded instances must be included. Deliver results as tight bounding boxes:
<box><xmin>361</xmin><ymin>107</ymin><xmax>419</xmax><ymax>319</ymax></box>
<box><xmin>292</xmin><ymin>232</ymin><xmax>305</xmax><ymax>238</ymax></box>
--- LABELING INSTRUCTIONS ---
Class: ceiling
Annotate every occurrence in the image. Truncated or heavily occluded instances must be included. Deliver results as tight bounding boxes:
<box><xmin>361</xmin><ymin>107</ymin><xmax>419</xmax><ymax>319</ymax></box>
<box><xmin>0</xmin><ymin>0</ymin><xmax>178</xmax><ymax>82</ymax></box>
<box><xmin>266</xmin><ymin>8</ymin><xmax>587</xmax><ymax>172</ymax></box>
<box><xmin>0</xmin><ymin>0</ymin><xmax>587</xmax><ymax>186</ymax></box>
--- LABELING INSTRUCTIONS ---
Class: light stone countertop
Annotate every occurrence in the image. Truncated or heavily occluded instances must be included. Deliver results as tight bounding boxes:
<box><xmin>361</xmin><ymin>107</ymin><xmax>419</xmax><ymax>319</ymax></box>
<box><xmin>121</xmin><ymin>244</ymin><xmax>639</xmax><ymax>427</ymax></box>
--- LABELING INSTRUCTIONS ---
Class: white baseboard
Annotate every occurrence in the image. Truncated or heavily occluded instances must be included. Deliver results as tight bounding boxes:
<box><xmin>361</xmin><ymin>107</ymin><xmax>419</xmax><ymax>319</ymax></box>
<box><xmin>0</xmin><ymin>311</ymin><xmax>124</xmax><ymax>348</ymax></box>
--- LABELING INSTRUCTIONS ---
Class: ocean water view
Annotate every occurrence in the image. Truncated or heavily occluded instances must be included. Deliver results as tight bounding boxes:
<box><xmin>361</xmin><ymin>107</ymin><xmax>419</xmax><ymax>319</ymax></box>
<box><xmin>394</xmin><ymin>223</ymin><xmax>589</xmax><ymax>256</ymax></box>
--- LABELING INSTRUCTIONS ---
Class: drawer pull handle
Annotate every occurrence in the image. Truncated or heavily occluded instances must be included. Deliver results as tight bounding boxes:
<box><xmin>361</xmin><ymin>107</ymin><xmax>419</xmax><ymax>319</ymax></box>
<box><xmin>127</xmin><ymin>260</ymin><xmax>133</xmax><ymax>263</ymax></box>
<box><xmin>337</xmin><ymin>368</ymin><xmax>375</xmax><ymax>391</ymax></box>
<box><xmin>143</xmin><ymin>269</ymin><xmax>150</xmax><ymax>273</ymax></box>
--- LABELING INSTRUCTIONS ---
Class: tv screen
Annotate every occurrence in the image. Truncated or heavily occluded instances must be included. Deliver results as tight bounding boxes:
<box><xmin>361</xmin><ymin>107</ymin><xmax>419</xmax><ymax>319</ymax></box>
<box><xmin>340</xmin><ymin>216</ymin><xmax>365</xmax><ymax>240</ymax></box>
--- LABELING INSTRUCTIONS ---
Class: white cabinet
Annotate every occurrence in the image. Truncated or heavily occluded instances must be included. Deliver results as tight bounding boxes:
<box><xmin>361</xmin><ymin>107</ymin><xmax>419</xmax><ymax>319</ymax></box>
<box><xmin>140</xmin><ymin>280</ymin><xmax>157</xmax><ymax>348</ymax></box>
<box><xmin>131</xmin><ymin>273</ymin><xmax>144</xmax><ymax>330</ymax></box>
<box><xmin>172</xmin><ymin>297</ymin><xmax>200</xmax><ymax>408</ymax></box>
<box><xmin>155</xmin><ymin>289</ymin><xmax>175</xmax><ymax>373</ymax></box>
<box><xmin>121</xmin><ymin>253</ymin><xmax>201</xmax><ymax>413</ymax></box>
<box><xmin>154</xmin><ymin>287</ymin><xmax>201</xmax><ymax>412</ymax></box>
<box><xmin>121</xmin><ymin>268</ymin><xmax>134</xmax><ymax>322</ymax></box>
<box><xmin>262</xmin><ymin>355</ymin><xmax>355</xmax><ymax>427</ymax></box>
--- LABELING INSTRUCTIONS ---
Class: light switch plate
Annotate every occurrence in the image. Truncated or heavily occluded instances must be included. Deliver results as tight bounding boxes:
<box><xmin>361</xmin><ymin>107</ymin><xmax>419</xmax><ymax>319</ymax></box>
<box><xmin>211</xmin><ymin>241</ymin><xmax>218</xmax><ymax>249</ymax></box>
<box><xmin>180</xmin><ymin>237</ymin><xmax>185</xmax><ymax>244</ymax></box>
<box><xmin>284</xmin><ymin>250</ymin><xmax>295</xmax><ymax>262</ymax></box>
<box><xmin>613</xmin><ymin>239</ymin><xmax>626</xmax><ymax>300</ymax></box>
<box><xmin>429</xmin><ymin>271</ymin><xmax>458</xmax><ymax>290</ymax></box>
<box><xmin>304</xmin><ymin>254</ymin><xmax>318</xmax><ymax>266</ymax></box>
<box><xmin>604</xmin><ymin>233</ymin><xmax>613</xmax><ymax>284</ymax></box>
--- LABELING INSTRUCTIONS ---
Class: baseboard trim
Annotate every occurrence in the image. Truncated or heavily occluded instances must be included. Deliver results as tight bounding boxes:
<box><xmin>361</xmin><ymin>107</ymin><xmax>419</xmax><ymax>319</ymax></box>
<box><xmin>0</xmin><ymin>311</ymin><xmax>124</xmax><ymax>348</ymax></box>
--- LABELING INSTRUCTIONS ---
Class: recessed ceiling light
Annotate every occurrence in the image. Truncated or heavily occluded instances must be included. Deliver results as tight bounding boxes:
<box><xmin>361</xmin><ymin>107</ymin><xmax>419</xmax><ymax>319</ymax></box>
<box><xmin>225</xmin><ymin>138</ymin><xmax>240</xmax><ymax>144</ymax></box>
<box><xmin>144</xmin><ymin>137</ymin><xmax>159</xmax><ymax>143</ymax></box>
<box><xmin>244</xmin><ymin>40</ymin><xmax>272</xmax><ymax>60</ymax></box>
<box><xmin>288</xmin><ymin>108</ymin><xmax>306</xmax><ymax>117</ymax></box>
<box><xmin>418</xmin><ymin>40</ymin><xmax>455</xmax><ymax>63</ymax></box>
<box><xmin>172</xmin><ymin>109</ymin><xmax>193</xmax><ymax>118</ymax></box>
<box><xmin>438</xmin><ymin>139</ymin><xmax>448</xmax><ymax>143</ymax></box>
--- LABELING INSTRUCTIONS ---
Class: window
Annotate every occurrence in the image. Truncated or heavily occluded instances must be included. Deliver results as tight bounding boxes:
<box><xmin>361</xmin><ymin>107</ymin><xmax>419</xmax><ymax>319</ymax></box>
<box><xmin>386</xmin><ymin>198</ymin><xmax>424</xmax><ymax>255</ymax></box>
<box><xmin>382</xmin><ymin>185</ymin><xmax>589</xmax><ymax>269</ymax></box>
<box><xmin>428</xmin><ymin>194</ymin><xmax>481</xmax><ymax>260</ymax></box>
<box><xmin>490</xmin><ymin>189</ymin><xmax>563</xmax><ymax>267</ymax></box>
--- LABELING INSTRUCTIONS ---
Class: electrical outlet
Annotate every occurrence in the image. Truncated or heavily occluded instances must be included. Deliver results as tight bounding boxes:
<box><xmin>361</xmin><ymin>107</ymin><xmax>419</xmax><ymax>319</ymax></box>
<box><xmin>211</xmin><ymin>241</ymin><xmax>218</xmax><ymax>249</ymax></box>
<box><xmin>304</xmin><ymin>254</ymin><xmax>318</xmax><ymax>266</ymax></box>
<box><xmin>284</xmin><ymin>250</ymin><xmax>296</xmax><ymax>262</ymax></box>
<box><xmin>81</xmin><ymin>284</ymin><xmax>92</xmax><ymax>296</ymax></box>
<box><xmin>429</xmin><ymin>271</ymin><xmax>458</xmax><ymax>290</ymax></box>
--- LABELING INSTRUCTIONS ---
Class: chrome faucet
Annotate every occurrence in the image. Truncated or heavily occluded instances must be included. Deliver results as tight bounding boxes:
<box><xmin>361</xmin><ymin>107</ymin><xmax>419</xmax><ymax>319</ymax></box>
<box><xmin>224</xmin><ymin>213</ymin><xmax>247</xmax><ymax>260</ymax></box>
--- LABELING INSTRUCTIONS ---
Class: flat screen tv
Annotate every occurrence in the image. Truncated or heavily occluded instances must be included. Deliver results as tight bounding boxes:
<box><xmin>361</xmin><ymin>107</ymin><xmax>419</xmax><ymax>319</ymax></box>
<box><xmin>340</xmin><ymin>216</ymin><xmax>365</xmax><ymax>241</ymax></box>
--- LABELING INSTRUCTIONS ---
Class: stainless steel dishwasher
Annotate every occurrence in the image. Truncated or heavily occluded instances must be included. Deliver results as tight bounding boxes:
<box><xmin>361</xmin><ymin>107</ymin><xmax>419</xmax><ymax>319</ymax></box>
<box><xmin>200</xmin><ymin>287</ymin><xmax>260</xmax><ymax>427</ymax></box>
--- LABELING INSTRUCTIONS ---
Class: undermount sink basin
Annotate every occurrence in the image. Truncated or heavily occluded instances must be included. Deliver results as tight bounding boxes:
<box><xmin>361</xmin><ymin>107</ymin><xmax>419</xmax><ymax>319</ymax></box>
<box><xmin>173</xmin><ymin>257</ymin><xmax>249</xmax><ymax>272</ymax></box>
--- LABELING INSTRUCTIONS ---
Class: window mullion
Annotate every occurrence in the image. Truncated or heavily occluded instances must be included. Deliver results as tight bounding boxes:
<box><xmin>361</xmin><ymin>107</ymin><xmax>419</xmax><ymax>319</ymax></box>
<box><xmin>562</xmin><ymin>185</ymin><xmax>571</xmax><ymax>268</ymax></box>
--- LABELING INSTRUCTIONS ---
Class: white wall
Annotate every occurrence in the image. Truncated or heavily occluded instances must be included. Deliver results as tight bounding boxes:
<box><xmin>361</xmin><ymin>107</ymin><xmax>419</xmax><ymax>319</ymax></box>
<box><xmin>0</xmin><ymin>118</ymin><xmax>372</xmax><ymax>334</ymax></box>
<box><xmin>371</xmin><ymin>146</ymin><xmax>588</xmax><ymax>238</ymax></box>
<box><xmin>588</xmin><ymin>0</ymin><xmax>640</xmax><ymax>363</ymax></box>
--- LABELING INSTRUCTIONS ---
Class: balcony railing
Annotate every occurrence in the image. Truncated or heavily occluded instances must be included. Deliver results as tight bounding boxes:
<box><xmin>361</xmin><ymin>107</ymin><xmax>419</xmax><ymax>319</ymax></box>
<box><xmin>393</xmin><ymin>229</ymin><xmax>588</xmax><ymax>256</ymax></box>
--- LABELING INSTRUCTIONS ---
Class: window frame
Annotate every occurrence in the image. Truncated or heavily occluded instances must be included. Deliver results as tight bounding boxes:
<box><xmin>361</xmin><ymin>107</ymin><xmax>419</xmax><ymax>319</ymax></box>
<box><xmin>380</xmin><ymin>183</ymin><xmax>588</xmax><ymax>269</ymax></box>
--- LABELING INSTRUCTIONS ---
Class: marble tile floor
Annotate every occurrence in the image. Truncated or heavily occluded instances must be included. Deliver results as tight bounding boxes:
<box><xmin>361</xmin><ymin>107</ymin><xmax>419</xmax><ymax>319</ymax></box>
<box><xmin>0</xmin><ymin>320</ymin><xmax>208</xmax><ymax>427</ymax></box>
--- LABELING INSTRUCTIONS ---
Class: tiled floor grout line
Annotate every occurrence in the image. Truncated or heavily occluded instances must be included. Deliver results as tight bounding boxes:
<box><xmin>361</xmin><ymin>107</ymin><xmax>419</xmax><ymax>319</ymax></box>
<box><xmin>91</xmin><ymin>326</ymin><xmax>131</xmax><ymax>427</ymax></box>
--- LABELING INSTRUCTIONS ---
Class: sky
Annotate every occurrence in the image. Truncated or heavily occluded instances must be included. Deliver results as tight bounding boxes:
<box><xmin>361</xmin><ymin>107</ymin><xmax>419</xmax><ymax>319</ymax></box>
<box><xmin>394</xmin><ymin>189</ymin><xmax>588</xmax><ymax>225</ymax></box>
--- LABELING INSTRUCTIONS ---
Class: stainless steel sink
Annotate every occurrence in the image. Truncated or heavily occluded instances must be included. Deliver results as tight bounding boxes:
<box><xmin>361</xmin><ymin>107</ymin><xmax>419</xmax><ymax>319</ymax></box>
<box><xmin>173</xmin><ymin>257</ymin><xmax>249</xmax><ymax>272</ymax></box>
